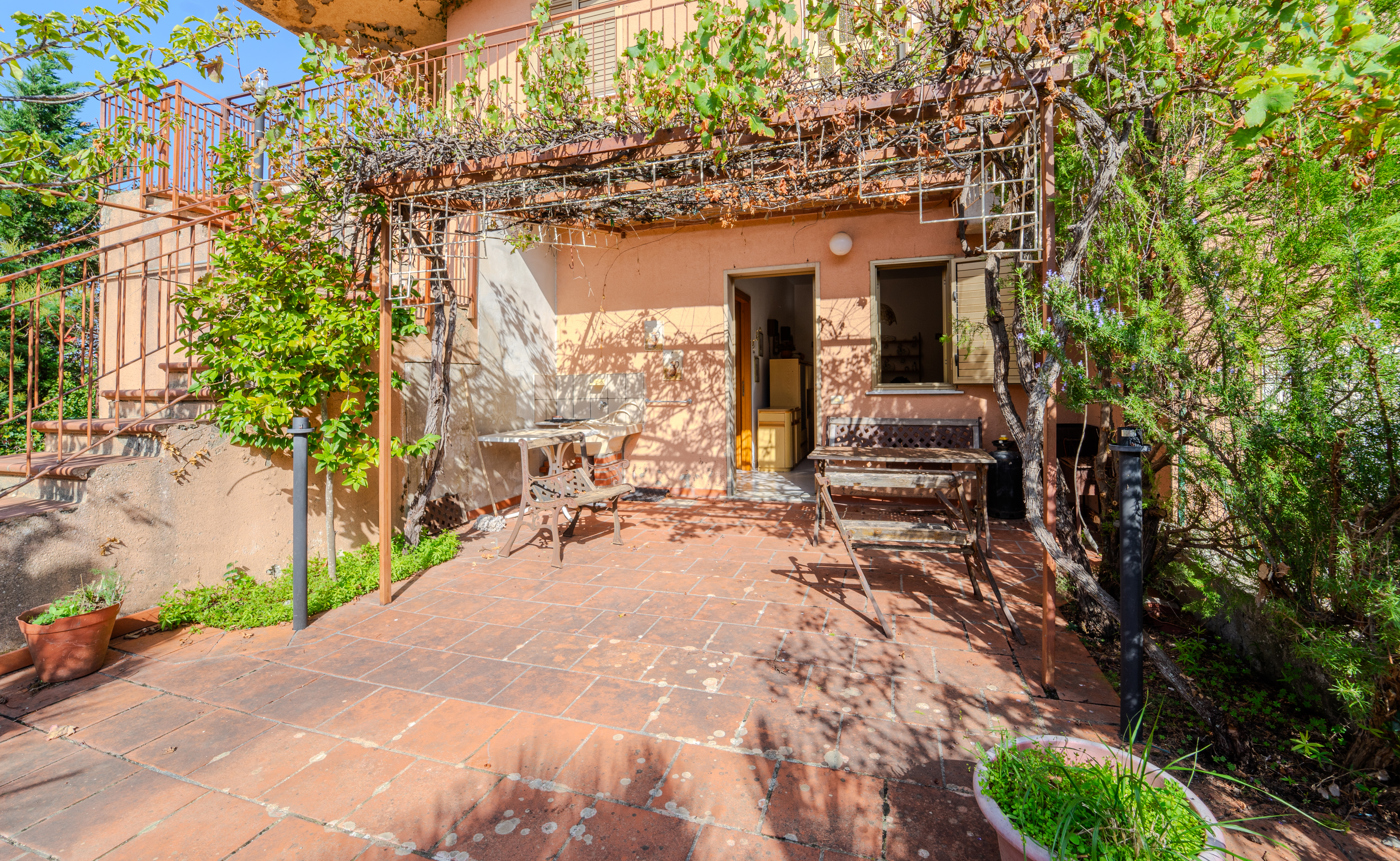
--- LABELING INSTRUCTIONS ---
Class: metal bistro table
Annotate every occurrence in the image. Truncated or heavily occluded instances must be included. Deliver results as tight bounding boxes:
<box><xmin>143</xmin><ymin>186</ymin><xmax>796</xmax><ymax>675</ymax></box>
<box><xmin>809</xmin><ymin>445</ymin><xmax>1025</xmax><ymax>643</ymax></box>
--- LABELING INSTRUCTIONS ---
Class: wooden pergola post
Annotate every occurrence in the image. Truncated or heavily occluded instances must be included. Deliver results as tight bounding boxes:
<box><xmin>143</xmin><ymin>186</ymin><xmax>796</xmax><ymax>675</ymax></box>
<box><xmin>378</xmin><ymin>216</ymin><xmax>394</xmax><ymax>605</ymax></box>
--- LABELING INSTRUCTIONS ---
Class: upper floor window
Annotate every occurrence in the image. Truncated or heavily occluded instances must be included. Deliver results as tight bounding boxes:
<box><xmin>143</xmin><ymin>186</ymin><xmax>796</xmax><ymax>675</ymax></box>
<box><xmin>548</xmin><ymin>0</ymin><xmax>617</xmax><ymax>97</ymax></box>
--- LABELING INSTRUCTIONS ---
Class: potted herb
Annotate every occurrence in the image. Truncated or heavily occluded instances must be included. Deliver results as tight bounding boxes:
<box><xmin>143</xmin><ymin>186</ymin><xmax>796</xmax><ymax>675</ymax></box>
<box><xmin>16</xmin><ymin>572</ymin><xmax>127</xmax><ymax>683</ymax></box>
<box><xmin>973</xmin><ymin>735</ymin><xmax>1228</xmax><ymax>861</ymax></box>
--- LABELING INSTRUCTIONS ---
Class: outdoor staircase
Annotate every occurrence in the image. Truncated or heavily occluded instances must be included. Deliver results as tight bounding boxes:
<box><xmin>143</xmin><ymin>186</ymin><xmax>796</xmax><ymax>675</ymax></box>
<box><xmin>0</xmin><ymin>362</ymin><xmax>214</xmax><ymax>521</ymax></box>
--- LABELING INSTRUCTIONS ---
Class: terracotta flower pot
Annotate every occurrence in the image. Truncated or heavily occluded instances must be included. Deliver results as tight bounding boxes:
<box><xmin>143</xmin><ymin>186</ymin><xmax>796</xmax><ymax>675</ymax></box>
<box><xmin>16</xmin><ymin>601</ymin><xmax>122</xmax><ymax>683</ymax></box>
<box><xmin>972</xmin><ymin>735</ymin><xmax>1227</xmax><ymax>861</ymax></box>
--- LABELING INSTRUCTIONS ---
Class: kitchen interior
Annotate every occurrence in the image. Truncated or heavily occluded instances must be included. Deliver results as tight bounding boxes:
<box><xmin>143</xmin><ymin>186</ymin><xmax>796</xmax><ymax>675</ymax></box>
<box><xmin>734</xmin><ymin>273</ymin><xmax>816</xmax><ymax>501</ymax></box>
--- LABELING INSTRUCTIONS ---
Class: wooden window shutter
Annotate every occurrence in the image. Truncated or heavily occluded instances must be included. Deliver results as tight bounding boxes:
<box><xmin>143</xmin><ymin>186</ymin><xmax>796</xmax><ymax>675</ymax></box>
<box><xmin>952</xmin><ymin>257</ymin><xmax>1020</xmax><ymax>386</ymax></box>
<box><xmin>546</xmin><ymin>0</ymin><xmax>616</xmax><ymax>97</ymax></box>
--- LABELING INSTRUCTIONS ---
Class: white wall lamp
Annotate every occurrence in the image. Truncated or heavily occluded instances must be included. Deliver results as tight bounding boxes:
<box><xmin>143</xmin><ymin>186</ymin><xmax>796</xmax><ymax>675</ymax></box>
<box><xmin>828</xmin><ymin>231</ymin><xmax>853</xmax><ymax>256</ymax></box>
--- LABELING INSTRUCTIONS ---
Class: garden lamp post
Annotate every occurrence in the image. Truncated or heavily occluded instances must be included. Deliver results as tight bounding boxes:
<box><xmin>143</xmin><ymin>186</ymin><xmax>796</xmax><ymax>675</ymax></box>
<box><xmin>1110</xmin><ymin>425</ymin><xmax>1151</xmax><ymax>741</ymax></box>
<box><xmin>288</xmin><ymin>416</ymin><xmax>313</xmax><ymax>630</ymax></box>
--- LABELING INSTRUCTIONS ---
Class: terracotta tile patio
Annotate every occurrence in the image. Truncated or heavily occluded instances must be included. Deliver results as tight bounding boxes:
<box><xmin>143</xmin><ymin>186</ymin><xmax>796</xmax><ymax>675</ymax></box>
<box><xmin>0</xmin><ymin>500</ymin><xmax>1372</xmax><ymax>860</ymax></box>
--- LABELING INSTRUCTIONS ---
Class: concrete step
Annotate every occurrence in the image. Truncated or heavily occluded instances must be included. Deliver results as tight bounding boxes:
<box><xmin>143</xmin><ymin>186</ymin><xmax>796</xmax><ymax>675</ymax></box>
<box><xmin>157</xmin><ymin>361</ymin><xmax>207</xmax><ymax>390</ymax></box>
<box><xmin>31</xmin><ymin>418</ymin><xmax>188</xmax><ymax>455</ymax></box>
<box><xmin>100</xmin><ymin>388</ymin><xmax>213</xmax><ymax>420</ymax></box>
<box><xmin>0</xmin><ymin>452</ymin><xmax>147</xmax><ymax>503</ymax></box>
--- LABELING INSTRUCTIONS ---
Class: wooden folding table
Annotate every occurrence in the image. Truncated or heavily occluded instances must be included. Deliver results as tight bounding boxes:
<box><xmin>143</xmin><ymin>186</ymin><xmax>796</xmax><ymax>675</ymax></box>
<box><xmin>810</xmin><ymin>445</ymin><xmax>1026</xmax><ymax>643</ymax></box>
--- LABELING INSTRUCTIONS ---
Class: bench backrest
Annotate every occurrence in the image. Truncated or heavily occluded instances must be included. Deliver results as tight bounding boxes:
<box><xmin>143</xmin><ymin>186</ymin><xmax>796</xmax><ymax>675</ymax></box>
<box><xmin>824</xmin><ymin>417</ymin><xmax>981</xmax><ymax>450</ymax></box>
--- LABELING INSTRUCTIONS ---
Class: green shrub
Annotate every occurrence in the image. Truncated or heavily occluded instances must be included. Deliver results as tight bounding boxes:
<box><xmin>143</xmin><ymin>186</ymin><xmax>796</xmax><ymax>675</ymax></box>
<box><xmin>30</xmin><ymin>571</ymin><xmax>127</xmax><ymax>626</ymax></box>
<box><xmin>977</xmin><ymin>739</ymin><xmax>1211</xmax><ymax>861</ymax></box>
<box><xmin>157</xmin><ymin>532</ymin><xmax>459</xmax><ymax>630</ymax></box>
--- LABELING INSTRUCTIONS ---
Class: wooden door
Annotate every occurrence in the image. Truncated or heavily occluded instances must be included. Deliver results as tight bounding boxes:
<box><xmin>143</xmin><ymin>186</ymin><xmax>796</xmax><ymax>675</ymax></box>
<box><xmin>735</xmin><ymin>289</ymin><xmax>753</xmax><ymax>470</ymax></box>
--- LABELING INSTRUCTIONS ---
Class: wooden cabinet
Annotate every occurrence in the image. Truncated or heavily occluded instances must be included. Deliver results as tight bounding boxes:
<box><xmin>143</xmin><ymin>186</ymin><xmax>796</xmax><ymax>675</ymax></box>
<box><xmin>769</xmin><ymin>359</ymin><xmax>813</xmax><ymax>456</ymax></box>
<box><xmin>757</xmin><ymin>407</ymin><xmax>798</xmax><ymax>472</ymax></box>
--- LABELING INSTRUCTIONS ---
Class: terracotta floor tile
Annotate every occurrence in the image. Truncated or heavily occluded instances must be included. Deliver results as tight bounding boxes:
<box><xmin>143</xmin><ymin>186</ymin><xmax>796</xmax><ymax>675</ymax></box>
<box><xmin>694</xmin><ymin>599</ymin><xmax>767</xmax><ymax>627</ymax></box>
<box><xmin>360</xmin><ymin>646</ymin><xmax>466</xmax><ymax>690</ymax></box>
<box><xmin>16</xmin><ymin>768</ymin><xmax>205</xmax><ymax>861</ymax></box>
<box><xmin>719</xmin><ymin>657</ymin><xmax>806</xmax><ymax>704</ymax></box>
<box><xmin>885</xmin><ymin>781</ymin><xmax>1000</xmax><ymax>861</ymax></box>
<box><xmin>130</xmin><ymin>655</ymin><xmax>266</xmax><ymax>699</ymax></box>
<box><xmin>422</xmin><ymin>592</ymin><xmax>501</xmax><ymax>620</ymax></box>
<box><xmin>642</xmin><ymin>648</ymin><xmax>734</xmax><ymax>691</ymax></box>
<box><xmin>637</xmin><ymin>572</ymin><xmax>704</xmax><ymax>594</ymax></box>
<box><xmin>318</xmin><ymin>687</ymin><xmax>442</xmax><ymax>745</ymax></box>
<box><xmin>635</xmin><ymin>593</ymin><xmax>708</xmax><ymax>620</ymax></box>
<box><xmin>533</xmin><ymin>581</ymin><xmax>603</xmax><ymax>605</ymax></box>
<box><xmin>424</xmin><ymin>656</ymin><xmax>528</xmax><ymax>702</ymax></box>
<box><xmin>892</xmin><ymin>614</ymin><xmax>971</xmax><ymax>650</ymax></box>
<box><xmin>888</xmin><ymin>680</ymin><xmax>977</xmax><ymax>727</ymax></box>
<box><xmin>837</xmin><ymin>715</ymin><xmax>942</xmax><ymax>784</ymax></box>
<box><xmin>76</xmin><ymin>693</ymin><xmax>215</xmax><ymax>754</ymax></box>
<box><xmin>390</xmin><ymin>617</ymin><xmax>480</xmax><ymax>649</ymax></box>
<box><xmin>22</xmin><ymin>677</ymin><xmax>160</xmax><ymax>731</ymax></box>
<box><xmin>933</xmin><ymin>651</ymin><xmax>1026</xmax><ymax>694</ymax></box>
<box><xmin>94</xmin><ymin>789</ymin><xmax>270</xmax><ymax>861</ymax></box>
<box><xmin>683</xmin><ymin>560</ymin><xmax>745</xmax><ymax>578</ymax></box>
<box><xmin>307</xmin><ymin>636</ymin><xmax>406</xmax><ymax>677</ymax></box>
<box><xmin>557</xmin><ymin>799</ymin><xmax>699</xmax><ymax>861</ymax></box>
<box><xmin>802</xmin><ymin>668</ymin><xmax>895</xmax><ymax>717</ymax></box>
<box><xmin>260</xmin><ymin>742</ymin><xmax>414</xmax><ymax>822</ymax></box>
<box><xmin>386</xmin><ymin>698</ymin><xmax>515</xmax><ymax>762</ymax></box>
<box><xmin>313</xmin><ymin>602</ymin><xmax>385</xmax><ymax>631</ymax></box>
<box><xmin>491</xmin><ymin>666</ymin><xmax>596</xmax><ymax>715</ymax></box>
<box><xmin>340</xmin><ymin>610</ymin><xmax>433</xmax><ymax>642</ymax></box>
<box><xmin>1033</xmin><ymin>698</ymin><xmax>1120</xmax><ymax>727</ymax></box>
<box><xmin>438</xmin><ymin>572</ymin><xmax>513</xmax><ymax>595</ymax></box>
<box><xmin>562</xmin><ymin>676</ymin><xmax>666</xmax><ymax>730</ymax></box>
<box><xmin>187</xmin><ymin>725</ymin><xmax>340</xmax><ymax>797</ymax></box>
<box><xmin>688</xmin><ymin>827</ymin><xmax>821</xmax><ymax>861</ymax></box>
<box><xmin>853</xmin><ymin>640</ymin><xmax>938</xmax><ymax>682</ymax></box>
<box><xmin>345</xmin><ymin>759</ymin><xmax>499</xmax><ymax>851</ymax></box>
<box><xmin>646</xmin><ymin>688</ymin><xmax>750</xmax><ymax>744</ymax></box>
<box><xmin>128</xmin><ymin>708</ymin><xmax>274</xmax><ymax>775</ymax></box>
<box><xmin>777</xmin><ymin>631</ymin><xmax>857</xmax><ymax>668</ymax></box>
<box><xmin>484</xmin><ymin>576</ymin><xmax>558</xmax><ymax>601</ymax></box>
<box><xmin>1018</xmin><ymin>657</ymin><xmax>1118</xmax><ymax>705</ymax></box>
<box><xmin>938</xmin><ymin>730</ymin><xmax>994</xmax><ymax>789</ymax></box>
<box><xmin>473</xmin><ymin>598</ymin><xmax>551</xmax><ymax>626</ymax></box>
<box><xmin>570</xmin><ymin>639</ymin><xmax>664</xmax><ymax>679</ymax></box>
<box><xmin>740</xmin><ymin>701</ymin><xmax>841</xmax><ymax>765</ymax></box>
<box><xmin>578</xmin><ymin>612</ymin><xmax>660</xmax><ymax>640</ymax></box>
<box><xmin>254</xmin><ymin>675</ymin><xmax>379</xmax><ymax>727</ymax></box>
<box><xmin>225</xmin><ymin>815</ymin><xmax>371</xmax><ymax>860</ymax></box>
<box><xmin>760</xmin><ymin>761</ymin><xmax>885</xmax><ymax>856</ymax></box>
<box><xmin>691</xmin><ymin>576</ymin><xmax>760</xmax><ymax>600</ymax></box>
<box><xmin>506</xmin><ymin>631</ymin><xmax>599</xmax><ymax>668</ymax></box>
<box><xmin>649</xmin><ymin>745</ymin><xmax>775</xmax><ymax>831</ymax></box>
<box><xmin>580</xmin><ymin>587</ymin><xmax>653</xmax><ymax>613</ymax></box>
<box><xmin>638</xmin><ymin>617</ymin><xmax>716</xmax><ymax>651</ymax></box>
<box><xmin>202</xmin><ymin>662</ymin><xmax>322</xmax><ymax>711</ymax></box>
<box><xmin>755</xmin><ymin>603</ymin><xmax>827</xmax><ymax>632</ymax></box>
<box><xmin>262</xmin><ymin>632</ymin><xmax>355</xmax><ymax>668</ymax></box>
<box><xmin>0</xmin><ymin>727</ymin><xmax>77</xmax><ymax>787</ymax></box>
<box><xmin>443</xmin><ymin>781</ymin><xmax>589</xmax><ymax>861</ymax></box>
<box><xmin>554</xmin><ymin>729</ymin><xmax>680</xmax><ymax>805</ymax></box>
<box><xmin>451</xmin><ymin>623</ymin><xmax>539</xmax><ymax>657</ymax></box>
<box><xmin>963</xmin><ymin>619</ymin><xmax>1013</xmax><ymax>655</ymax></box>
<box><xmin>0</xmin><ymin>746</ymin><xmax>138</xmax><ymax>835</ymax></box>
<box><xmin>525</xmin><ymin>606</ymin><xmax>606</xmax><ymax>634</ymax></box>
<box><xmin>463</xmin><ymin>712</ymin><xmax>595</xmax><ymax>779</ymax></box>
<box><xmin>0</xmin><ymin>671</ymin><xmax>105</xmax><ymax>720</ymax></box>
<box><xmin>706</xmin><ymin>624</ymin><xmax>785</xmax><ymax>659</ymax></box>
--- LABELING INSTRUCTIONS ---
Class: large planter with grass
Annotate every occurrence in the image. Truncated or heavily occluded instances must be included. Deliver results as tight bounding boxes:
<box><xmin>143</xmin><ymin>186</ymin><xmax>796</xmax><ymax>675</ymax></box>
<box><xmin>973</xmin><ymin>735</ymin><xmax>1227</xmax><ymax>861</ymax></box>
<box><xmin>16</xmin><ymin>601</ymin><xmax>123</xmax><ymax>683</ymax></box>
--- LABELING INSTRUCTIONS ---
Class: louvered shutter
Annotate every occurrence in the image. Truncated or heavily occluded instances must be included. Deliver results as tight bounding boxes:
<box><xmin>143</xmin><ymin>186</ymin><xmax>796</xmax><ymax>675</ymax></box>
<box><xmin>952</xmin><ymin>257</ymin><xmax>1020</xmax><ymax>386</ymax></box>
<box><xmin>550</xmin><ymin>0</ymin><xmax>616</xmax><ymax>98</ymax></box>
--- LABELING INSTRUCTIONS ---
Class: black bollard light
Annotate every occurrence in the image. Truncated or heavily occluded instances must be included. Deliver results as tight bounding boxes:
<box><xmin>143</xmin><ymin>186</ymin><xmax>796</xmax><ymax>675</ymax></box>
<box><xmin>1109</xmin><ymin>425</ymin><xmax>1152</xmax><ymax>742</ymax></box>
<box><xmin>288</xmin><ymin>416</ymin><xmax>314</xmax><ymax>631</ymax></box>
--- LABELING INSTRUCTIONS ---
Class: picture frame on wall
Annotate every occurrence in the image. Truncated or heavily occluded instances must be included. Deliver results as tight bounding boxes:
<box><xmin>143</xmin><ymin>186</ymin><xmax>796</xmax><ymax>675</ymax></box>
<box><xmin>644</xmin><ymin>319</ymin><xmax>665</xmax><ymax>351</ymax></box>
<box><xmin>662</xmin><ymin>349</ymin><xmax>683</xmax><ymax>381</ymax></box>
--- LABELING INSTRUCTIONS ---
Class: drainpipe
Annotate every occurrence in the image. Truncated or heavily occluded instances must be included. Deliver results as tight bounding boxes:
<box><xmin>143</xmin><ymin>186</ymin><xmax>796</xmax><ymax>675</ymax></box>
<box><xmin>1110</xmin><ymin>425</ymin><xmax>1152</xmax><ymax>741</ymax></box>
<box><xmin>289</xmin><ymin>416</ymin><xmax>314</xmax><ymax>630</ymax></box>
<box><xmin>251</xmin><ymin>71</ymin><xmax>268</xmax><ymax>197</ymax></box>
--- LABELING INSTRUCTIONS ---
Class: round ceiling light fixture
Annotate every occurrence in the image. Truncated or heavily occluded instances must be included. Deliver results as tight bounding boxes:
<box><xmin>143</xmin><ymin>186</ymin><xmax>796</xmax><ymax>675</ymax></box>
<box><xmin>828</xmin><ymin>231</ymin><xmax>853</xmax><ymax>256</ymax></box>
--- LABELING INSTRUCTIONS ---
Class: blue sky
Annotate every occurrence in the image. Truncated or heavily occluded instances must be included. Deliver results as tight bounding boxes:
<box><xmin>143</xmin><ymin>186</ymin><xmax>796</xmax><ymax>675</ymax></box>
<box><xmin>29</xmin><ymin>0</ymin><xmax>307</xmax><ymax>122</ymax></box>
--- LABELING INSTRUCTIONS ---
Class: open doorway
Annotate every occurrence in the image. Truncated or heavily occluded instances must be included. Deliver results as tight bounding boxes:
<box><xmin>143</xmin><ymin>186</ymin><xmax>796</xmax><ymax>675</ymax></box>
<box><xmin>731</xmin><ymin>272</ymin><xmax>816</xmax><ymax>501</ymax></box>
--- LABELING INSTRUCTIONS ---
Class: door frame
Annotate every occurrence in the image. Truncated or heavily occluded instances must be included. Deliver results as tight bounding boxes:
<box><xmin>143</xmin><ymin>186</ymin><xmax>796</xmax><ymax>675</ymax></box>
<box><xmin>724</xmin><ymin>263</ymin><xmax>822</xmax><ymax>496</ymax></box>
<box><xmin>734</xmin><ymin>288</ymin><xmax>753</xmax><ymax>471</ymax></box>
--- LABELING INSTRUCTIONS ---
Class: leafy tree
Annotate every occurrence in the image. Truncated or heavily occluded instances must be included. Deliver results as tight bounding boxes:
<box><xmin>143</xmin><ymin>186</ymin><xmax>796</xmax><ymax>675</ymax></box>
<box><xmin>179</xmin><ymin>133</ymin><xmax>436</xmax><ymax>576</ymax></box>
<box><xmin>1</xmin><ymin>1</ymin><xmax>272</xmax><ymax>208</ymax></box>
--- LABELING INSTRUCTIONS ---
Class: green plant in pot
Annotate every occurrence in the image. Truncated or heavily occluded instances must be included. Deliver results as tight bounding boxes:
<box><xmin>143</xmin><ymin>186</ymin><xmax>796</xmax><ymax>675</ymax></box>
<box><xmin>973</xmin><ymin>733</ymin><xmax>1228</xmax><ymax>861</ymax></box>
<box><xmin>16</xmin><ymin>572</ymin><xmax>127</xmax><ymax>683</ymax></box>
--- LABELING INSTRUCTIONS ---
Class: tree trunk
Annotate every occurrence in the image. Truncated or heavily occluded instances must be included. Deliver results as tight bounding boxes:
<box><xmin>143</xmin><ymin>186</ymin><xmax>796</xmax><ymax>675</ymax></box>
<box><xmin>402</xmin><ymin>215</ymin><xmax>456</xmax><ymax>546</ymax></box>
<box><xmin>322</xmin><ymin>400</ymin><xmax>337</xmax><ymax>580</ymax></box>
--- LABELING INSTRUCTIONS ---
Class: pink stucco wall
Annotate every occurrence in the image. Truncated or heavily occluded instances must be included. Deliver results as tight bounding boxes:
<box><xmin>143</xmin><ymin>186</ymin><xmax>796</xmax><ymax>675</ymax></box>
<box><xmin>446</xmin><ymin>0</ymin><xmax>540</xmax><ymax>41</ymax></box>
<box><xmin>556</xmin><ymin>208</ymin><xmax>1033</xmax><ymax>494</ymax></box>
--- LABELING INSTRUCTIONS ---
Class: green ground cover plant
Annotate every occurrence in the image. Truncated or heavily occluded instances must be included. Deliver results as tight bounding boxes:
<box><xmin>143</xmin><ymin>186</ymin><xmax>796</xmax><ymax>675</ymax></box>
<box><xmin>156</xmin><ymin>532</ymin><xmax>459</xmax><ymax>630</ymax></box>
<box><xmin>29</xmin><ymin>572</ymin><xmax>127</xmax><ymax>626</ymax></box>
<box><xmin>978</xmin><ymin>737</ymin><xmax>1213</xmax><ymax>861</ymax></box>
